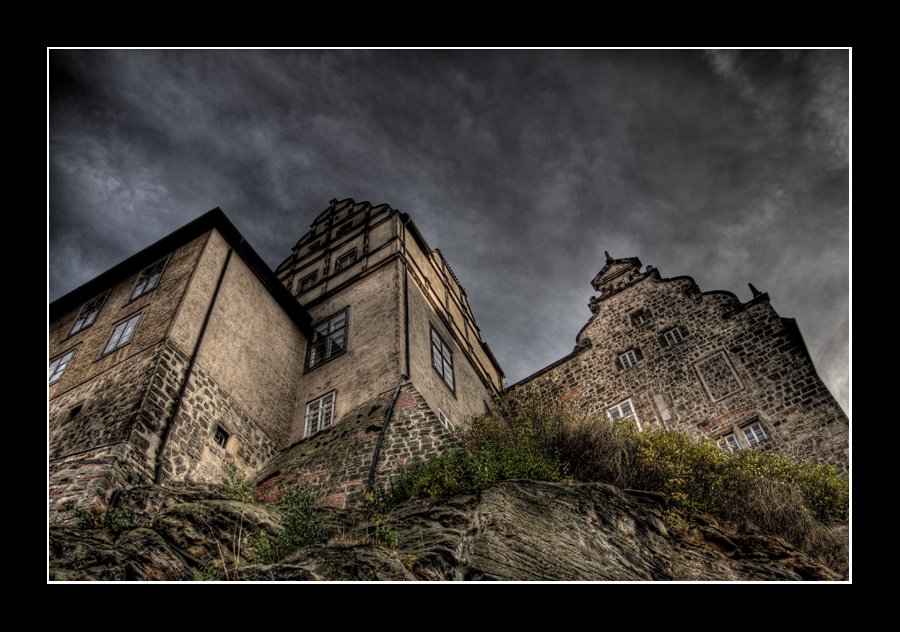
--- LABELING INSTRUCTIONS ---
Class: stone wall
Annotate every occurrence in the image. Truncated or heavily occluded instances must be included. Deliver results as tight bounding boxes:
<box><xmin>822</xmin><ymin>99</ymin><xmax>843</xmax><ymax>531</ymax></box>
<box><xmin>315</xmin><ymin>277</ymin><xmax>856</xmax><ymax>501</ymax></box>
<box><xmin>49</xmin><ymin>339</ymin><xmax>286</xmax><ymax>523</ymax></box>
<box><xmin>255</xmin><ymin>382</ymin><xmax>457</xmax><ymax>510</ymax></box>
<box><xmin>514</xmin><ymin>266</ymin><xmax>849</xmax><ymax>469</ymax></box>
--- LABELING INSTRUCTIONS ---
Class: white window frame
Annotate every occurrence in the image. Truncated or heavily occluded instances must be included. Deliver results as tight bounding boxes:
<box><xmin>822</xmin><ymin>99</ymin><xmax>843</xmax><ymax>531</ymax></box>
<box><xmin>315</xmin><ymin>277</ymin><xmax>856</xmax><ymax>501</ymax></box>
<box><xmin>308</xmin><ymin>309</ymin><xmax>347</xmax><ymax>369</ymax></box>
<box><xmin>431</xmin><ymin>326</ymin><xmax>455</xmax><ymax>392</ymax></box>
<box><xmin>743</xmin><ymin>422</ymin><xmax>767</xmax><ymax>447</ymax></box>
<box><xmin>305</xmin><ymin>392</ymin><xmax>335</xmax><ymax>437</ymax></box>
<box><xmin>49</xmin><ymin>350</ymin><xmax>76</xmax><ymax>385</ymax></box>
<box><xmin>438</xmin><ymin>409</ymin><xmax>454</xmax><ymax>433</ymax></box>
<box><xmin>632</xmin><ymin>311</ymin><xmax>648</xmax><ymax>326</ymax></box>
<box><xmin>664</xmin><ymin>327</ymin><xmax>684</xmax><ymax>346</ymax></box>
<box><xmin>130</xmin><ymin>258</ymin><xmax>168</xmax><ymax>301</ymax></box>
<box><xmin>607</xmin><ymin>398</ymin><xmax>641</xmax><ymax>431</ymax></box>
<box><xmin>100</xmin><ymin>312</ymin><xmax>144</xmax><ymax>356</ymax></box>
<box><xmin>69</xmin><ymin>291</ymin><xmax>109</xmax><ymax>335</ymax></box>
<box><xmin>620</xmin><ymin>350</ymin><xmax>638</xmax><ymax>370</ymax></box>
<box><xmin>717</xmin><ymin>433</ymin><xmax>740</xmax><ymax>453</ymax></box>
<box><xmin>213</xmin><ymin>426</ymin><xmax>230</xmax><ymax>448</ymax></box>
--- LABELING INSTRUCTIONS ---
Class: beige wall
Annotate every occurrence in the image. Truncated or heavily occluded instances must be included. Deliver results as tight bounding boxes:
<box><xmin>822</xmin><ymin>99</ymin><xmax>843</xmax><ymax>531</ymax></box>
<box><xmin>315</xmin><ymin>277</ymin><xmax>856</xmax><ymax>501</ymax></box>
<box><xmin>49</xmin><ymin>231</ymin><xmax>211</xmax><ymax>401</ymax></box>
<box><xmin>290</xmin><ymin>259</ymin><xmax>404</xmax><ymax>444</ymax></box>
<box><xmin>179</xmin><ymin>230</ymin><xmax>309</xmax><ymax>448</ymax></box>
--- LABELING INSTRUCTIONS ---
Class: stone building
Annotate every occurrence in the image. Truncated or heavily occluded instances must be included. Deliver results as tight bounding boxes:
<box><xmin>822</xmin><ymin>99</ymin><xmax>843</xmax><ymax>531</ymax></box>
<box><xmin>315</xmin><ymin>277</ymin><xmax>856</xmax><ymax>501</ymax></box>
<box><xmin>48</xmin><ymin>200</ymin><xmax>505</xmax><ymax>520</ymax></box>
<box><xmin>48</xmin><ymin>200</ymin><xmax>848</xmax><ymax>522</ymax></box>
<box><xmin>512</xmin><ymin>253</ymin><xmax>849</xmax><ymax>469</ymax></box>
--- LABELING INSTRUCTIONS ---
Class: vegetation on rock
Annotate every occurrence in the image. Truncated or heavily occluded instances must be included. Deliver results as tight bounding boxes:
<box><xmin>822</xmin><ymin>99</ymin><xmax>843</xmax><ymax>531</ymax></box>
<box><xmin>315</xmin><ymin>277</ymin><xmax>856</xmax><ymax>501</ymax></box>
<box><xmin>368</xmin><ymin>388</ymin><xmax>849</xmax><ymax>576</ymax></box>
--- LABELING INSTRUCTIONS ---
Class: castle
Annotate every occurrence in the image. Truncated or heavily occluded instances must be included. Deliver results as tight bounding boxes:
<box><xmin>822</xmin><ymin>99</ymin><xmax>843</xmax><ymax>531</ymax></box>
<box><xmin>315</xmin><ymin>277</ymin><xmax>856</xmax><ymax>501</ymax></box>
<box><xmin>48</xmin><ymin>199</ymin><xmax>849</xmax><ymax>521</ymax></box>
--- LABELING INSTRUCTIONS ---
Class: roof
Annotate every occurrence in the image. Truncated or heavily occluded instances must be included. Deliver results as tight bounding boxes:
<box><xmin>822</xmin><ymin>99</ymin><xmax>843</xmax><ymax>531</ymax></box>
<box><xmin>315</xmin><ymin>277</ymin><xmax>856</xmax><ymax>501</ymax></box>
<box><xmin>49</xmin><ymin>207</ymin><xmax>312</xmax><ymax>336</ymax></box>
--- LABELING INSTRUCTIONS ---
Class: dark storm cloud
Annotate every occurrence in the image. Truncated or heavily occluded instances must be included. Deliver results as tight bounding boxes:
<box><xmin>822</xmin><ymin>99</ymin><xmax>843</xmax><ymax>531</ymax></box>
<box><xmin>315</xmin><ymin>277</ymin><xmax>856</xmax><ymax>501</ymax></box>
<box><xmin>48</xmin><ymin>49</ymin><xmax>850</xmax><ymax>415</ymax></box>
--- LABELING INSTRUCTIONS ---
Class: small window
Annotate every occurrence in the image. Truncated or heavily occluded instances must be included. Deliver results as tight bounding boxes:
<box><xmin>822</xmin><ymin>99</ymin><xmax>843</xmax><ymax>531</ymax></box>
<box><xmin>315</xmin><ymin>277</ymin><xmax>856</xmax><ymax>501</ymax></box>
<box><xmin>337</xmin><ymin>223</ymin><xmax>353</xmax><ymax>236</ymax></box>
<box><xmin>306</xmin><ymin>392</ymin><xmax>335</xmax><ymax>436</ymax></box>
<box><xmin>631</xmin><ymin>310</ymin><xmax>648</xmax><ymax>327</ymax></box>
<box><xmin>308</xmin><ymin>310</ymin><xmax>347</xmax><ymax>369</ymax></box>
<box><xmin>101</xmin><ymin>312</ymin><xmax>143</xmax><ymax>356</ymax></box>
<box><xmin>336</xmin><ymin>250</ymin><xmax>357</xmax><ymax>272</ymax></box>
<box><xmin>308</xmin><ymin>241</ymin><xmax>321</xmax><ymax>254</ymax></box>
<box><xmin>131</xmin><ymin>258</ymin><xmax>167</xmax><ymax>301</ymax></box>
<box><xmin>300</xmin><ymin>273</ymin><xmax>317</xmax><ymax>294</ymax></box>
<box><xmin>431</xmin><ymin>327</ymin><xmax>454</xmax><ymax>391</ymax></box>
<box><xmin>607</xmin><ymin>398</ymin><xmax>641</xmax><ymax>431</ymax></box>
<box><xmin>620</xmin><ymin>350</ymin><xmax>639</xmax><ymax>370</ymax></box>
<box><xmin>49</xmin><ymin>350</ymin><xmax>76</xmax><ymax>385</ymax></box>
<box><xmin>438</xmin><ymin>409</ymin><xmax>454</xmax><ymax>433</ymax></box>
<box><xmin>69</xmin><ymin>292</ymin><xmax>109</xmax><ymax>335</ymax></box>
<box><xmin>664</xmin><ymin>327</ymin><xmax>684</xmax><ymax>346</ymax></box>
<box><xmin>717</xmin><ymin>434</ymin><xmax>740</xmax><ymax>453</ymax></box>
<box><xmin>213</xmin><ymin>426</ymin><xmax>229</xmax><ymax>448</ymax></box>
<box><xmin>743</xmin><ymin>422</ymin><xmax>767</xmax><ymax>447</ymax></box>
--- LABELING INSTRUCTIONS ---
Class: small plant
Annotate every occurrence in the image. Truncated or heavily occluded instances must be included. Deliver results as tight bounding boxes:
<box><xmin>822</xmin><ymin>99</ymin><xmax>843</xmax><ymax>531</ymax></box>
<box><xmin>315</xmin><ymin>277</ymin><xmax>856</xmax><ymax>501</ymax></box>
<box><xmin>74</xmin><ymin>500</ymin><xmax>151</xmax><ymax>533</ymax></box>
<box><xmin>401</xmin><ymin>554</ymin><xmax>417</xmax><ymax>571</ymax></box>
<box><xmin>248</xmin><ymin>484</ymin><xmax>326</xmax><ymax>565</ymax></box>
<box><xmin>373</xmin><ymin>522</ymin><xmax>399</xmax><ymax>550</ymax></box>
<box><xmin>220</xmin><ymin>463</ymin><xmax>257</xmax><ymax>503</ymax></box>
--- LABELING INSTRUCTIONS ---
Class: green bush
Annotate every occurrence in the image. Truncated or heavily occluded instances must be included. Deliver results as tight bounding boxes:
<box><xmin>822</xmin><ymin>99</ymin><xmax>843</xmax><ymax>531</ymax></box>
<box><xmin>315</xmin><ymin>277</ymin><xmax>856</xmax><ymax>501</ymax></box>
<box><xmin>74</xmin><ymin>499</ymin><xmax>151</xmax><ymax>533</ymax></box>
<box><xmin>371</xmin><ymin>387</ymin><xmax>849</xmax><ymax>575</ymax></box>
<box><xmin>249</xmin><ymin>484</ymin><xmax>326</xmax><ymax>564</ymax></box>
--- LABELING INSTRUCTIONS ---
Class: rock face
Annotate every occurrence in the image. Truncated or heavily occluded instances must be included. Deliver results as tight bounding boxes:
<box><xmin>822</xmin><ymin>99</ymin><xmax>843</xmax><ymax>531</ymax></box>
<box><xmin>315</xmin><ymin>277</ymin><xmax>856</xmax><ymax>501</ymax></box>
<box><xmin>48</xmin><ymin>480</ymin><xmax>844</xmax><ymax>581</ymax></box>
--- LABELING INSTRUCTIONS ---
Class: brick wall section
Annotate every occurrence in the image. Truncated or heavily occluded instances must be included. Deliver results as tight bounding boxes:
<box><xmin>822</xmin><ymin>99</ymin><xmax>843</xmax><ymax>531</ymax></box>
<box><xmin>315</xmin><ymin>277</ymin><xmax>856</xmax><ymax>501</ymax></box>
<box><xmin>514</xmin><ymin>265</ymin><xmax>849</xmax><ymax>469</ymax></box>
<box><xmin>254</xmin><ymin>382</ymin><xmax>457</xmax><ymax>509</ymax></box>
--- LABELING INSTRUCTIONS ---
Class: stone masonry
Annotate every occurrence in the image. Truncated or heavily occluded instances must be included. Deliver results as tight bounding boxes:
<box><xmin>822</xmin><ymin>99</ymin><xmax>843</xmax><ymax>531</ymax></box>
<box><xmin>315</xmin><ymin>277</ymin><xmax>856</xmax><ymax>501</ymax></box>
<box><xmin>254</xmin><ymin>382</ymin><xmax>457</xmax><ymax>510</ymax></box>
<box><xmin>513</xmin><ymin>255</ymin><xmax>849</xmax><ymax>469</ymax></box>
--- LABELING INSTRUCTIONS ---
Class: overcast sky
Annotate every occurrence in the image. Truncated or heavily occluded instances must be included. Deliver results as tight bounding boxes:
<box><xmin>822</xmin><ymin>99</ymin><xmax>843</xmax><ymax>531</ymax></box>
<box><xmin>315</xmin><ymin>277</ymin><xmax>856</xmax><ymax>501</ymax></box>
<box><xmin>48</xmin><ymin>49</ymin><xmax>850</xmax><ymax>417</ymax></box>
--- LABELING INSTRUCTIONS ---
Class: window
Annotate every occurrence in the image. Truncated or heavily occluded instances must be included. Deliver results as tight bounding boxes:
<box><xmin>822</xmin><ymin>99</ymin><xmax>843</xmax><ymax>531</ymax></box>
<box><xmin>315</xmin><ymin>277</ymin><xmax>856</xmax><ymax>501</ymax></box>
<box><xmin>620</xmin><ymin>350</ymin><xmax>639</xmax><ymax>370</ymax></box>
<box><xmin>308</xmin><ymin>241</ymin><xmax>321</xmax><ymax>254</ymax></box>
<box><xmin>631</xmin><ymin>310</ymin><xmax>648</xmax><ymax>327</ymax></box>
<box><xmin>49</xmin><ymin>350</ymin><xmax>75</xmax><ymax>385</ymax></box>
<box><xmin>607</xmin><ymin>398</ymin><xmax>641</xmax><ymax>431</ymax></box>
<box><xmin>717</xmin><ymin>434</ymin><xmax>740</xmax><ymax>453</ymax></box>
<box><xmin>336</xmin><ymin>250</ymin><xmax>357</xmax><ymax>272</ymax></box>
<box><xmin>300</xmin><ymin>273</ymin><xmax>317</xmax><ymax>294</ymax></box>
<box><xmin>438</xmin><ymin>409</ymin><xmax>454</xmax><ymax>433</ymax></box>
<box><xmin>101</xmin><ymin>312</ymin><xmax>143</xmax><ymax>356</ymax></box>
<box><xmin>131</xmin><ymin>259</ymin><xmax>167</xmax><ymax>301</ymax></box>
<box><xmin>337</xmin><ymin>223</ymin><xmax>353</xmax><ymax>236</ymax></box>
<box><xmin>213</xmin><ymin>426</ymin><xmax>229</xmax><ymax>448</ymax></box>
<box><xmin>308</xmin><ymin>310</ymin><xmax>347</xmax><ymax>369</ymax></box>
<box><xmin>664</xmin><ymin>327</ymin><xmax>684</xmax><ymax>346</ymax></box>
<box><xmin>717</xmin><ymin>422</ymin><xmax>767</xmax><ymax>453</ymax></box>
<box><xmin>306</xmin><ymin>392</ymin><xmax>335</xmax><ymax>436</ymax></box>
<box><xmin>69</xmin><ymin>292</ymin><xmax>109</xmax><ymax>335</ymax></box>
<box><xmin>743</xmin><ymin>422</ymin><xmax>767</xmax><ymax>447</ymax></box>
<box><xmin>431</xmin><ymin>327</ymin><xmax>454</xmax><ymax>391</ymax></box>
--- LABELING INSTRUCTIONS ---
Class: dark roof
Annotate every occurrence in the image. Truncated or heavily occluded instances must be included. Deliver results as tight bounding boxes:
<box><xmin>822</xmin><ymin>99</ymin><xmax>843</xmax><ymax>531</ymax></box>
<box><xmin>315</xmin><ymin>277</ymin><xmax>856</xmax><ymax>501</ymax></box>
<box><xmin>49</xmin><ymin>207</ymin><xmax>312</xmax><ymax>336</ymax></box>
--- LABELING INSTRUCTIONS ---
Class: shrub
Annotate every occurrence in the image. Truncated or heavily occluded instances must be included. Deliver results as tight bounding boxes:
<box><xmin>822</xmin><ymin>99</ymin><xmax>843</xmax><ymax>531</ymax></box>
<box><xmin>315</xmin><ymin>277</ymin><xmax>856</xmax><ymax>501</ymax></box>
<box><xmin>249</xmin><ymin>484</ymin><xmax>326</xmax><ymax>564</ymax></box>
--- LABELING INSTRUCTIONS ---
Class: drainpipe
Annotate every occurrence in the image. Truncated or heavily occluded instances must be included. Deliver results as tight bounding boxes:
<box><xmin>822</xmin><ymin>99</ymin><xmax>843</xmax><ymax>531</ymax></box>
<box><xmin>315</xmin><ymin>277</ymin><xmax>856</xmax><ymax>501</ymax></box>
<box><xmin>366</xmin><ymin>374</ymin><xmax>409</xmax><ymax>493</ymax></box>
<box><xmin>154</xmin><ymin>244</ymin><xmax>236</xmax><ymax>484</ymax></box>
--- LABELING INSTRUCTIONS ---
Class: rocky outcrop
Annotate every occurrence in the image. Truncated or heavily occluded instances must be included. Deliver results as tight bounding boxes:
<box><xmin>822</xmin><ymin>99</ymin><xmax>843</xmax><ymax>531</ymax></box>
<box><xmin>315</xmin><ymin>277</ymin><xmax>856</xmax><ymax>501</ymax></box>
<box><xmin>48</xmin><ymin>480</ymin><xmax>845</xmax><ymax>581</ymax></box>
